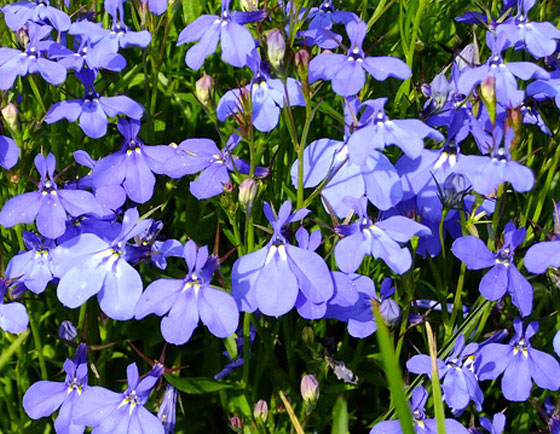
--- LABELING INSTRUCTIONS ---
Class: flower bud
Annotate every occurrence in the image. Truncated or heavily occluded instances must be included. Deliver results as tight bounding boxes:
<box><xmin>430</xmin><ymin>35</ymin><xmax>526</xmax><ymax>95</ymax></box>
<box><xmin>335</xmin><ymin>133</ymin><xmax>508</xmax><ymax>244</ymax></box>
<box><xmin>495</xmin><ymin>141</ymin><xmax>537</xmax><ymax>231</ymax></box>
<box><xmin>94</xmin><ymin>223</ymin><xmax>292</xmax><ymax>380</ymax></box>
<box><xmin>295</xmin><ymin>49</ymin><xmax>310</xmax><ymax>79</ymax></box>
<box><xmin>239</xmin><ymin>178</ymin><xmax>258</xmax><ymax>214</ymax></box>
<box><xmin>58</xmin><ymin>320</ymin><xmax>78</xmax><ymax>341</ymax></box>
<box><xmin>443</xmin><ymin>173</ymin><xmax>468</xmax><ymax>208</ymax></box>
<box><xmin>2</xmin><ymin>103</ymin><xmax>19</xmax><ymax>132</ymax></box>
<box><xmin>301</xmin><ymin>325</ymin><xmax>315</xmax><ymax>346</ymax></box>
<box><xmin>157</xmin><ymin>384</ymin><xmax>177</xmax><ymax>434</ymax></box>
<box><xmin>230</xmin><ymin>416</ymin><xmax>243</xmax><ymax>433</ymax></box>
<box><xmin>253</xmin><ymin>399</ymin><xmax>268</xmax><ymax>422</ymax></box>
<box><xmin>266</xmin><ymin>29</ymin><xmax>286</xmax><ymax>70</ymax></box>
<box><xmin>195</xmin><ymin>74</ymin><xmax>214</xmax><ymax>107</ymax></box>
<box><xmin>300</xmin><ymin>374</ymin><xmax>319</xmax><ymax>404</ymax></box>
<box><xmin>240</xmin><ymin>0</ymin><xmax>258</xmax><ymax>11</ymax></box>
<box><xmin>480</xmin><ymin>76</ymin><xmax>496</xmax><ymax>124</ymax></box>
<box><xmin>16</xmin><ymin>27</ymin><xmax>29</xmax><ymax>48</ymax></box>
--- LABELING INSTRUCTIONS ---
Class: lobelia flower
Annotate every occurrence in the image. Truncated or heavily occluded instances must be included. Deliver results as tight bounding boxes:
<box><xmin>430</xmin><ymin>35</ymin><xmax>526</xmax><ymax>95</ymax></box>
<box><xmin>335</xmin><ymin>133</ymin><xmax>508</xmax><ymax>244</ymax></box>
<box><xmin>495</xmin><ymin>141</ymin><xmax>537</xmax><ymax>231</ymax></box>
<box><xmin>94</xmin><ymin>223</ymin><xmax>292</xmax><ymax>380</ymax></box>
<box><xmin>309</xmin><ymin>20</ymin><xmax>411</xmax><ymax>96</ymax></box>
<box><xmin>127</xmin><ymin>220</ymin><xmax>183</xmax><ymax>270</ymax></box>
<box><xmin>45</xmin><ymin>69</ymin><xmax>144</xmax><ymax>139</ymax></box>
<box><xmin>58</xmin><ymin>320</ymin><xmax>78</xmax><ymax>341</ymax></box>
<box><xmin>0</xmin><ymin>23</ymin><xmax>67</xmax><ymax>90</ymax></box>
<box><xmin>451</xmin><ymin>222</ymin><xmax>533</xmax><ymax>316</ymax></box>
<box><xmin>0</xmin><ymin>153</ymin><xmax>103</xmax><ymax>239</ymax></box>
<box><xmin>52</xmin><ymin>207</ymin><xmax>151</xmax><ymax>320</ymax></box>
<box><xmin>469</xmin><ymin>413</ymin><xmax>506</xmax><ymax>434</ymax></box>
<box><xmin>0</xmin><ymin>277</ymin><xmax>29</xmax><ymax>334</ymax></box>
<box><xmin>6</xmin><ymin>231</ymin><xmax>55</xmax><ymax>294</ymax></box>
<box><xmin>1</xmin><ymin>0</ymin><xmax>70</xmax><ymax>31</ymax></box>
<box><xmin>326</xmin><ymin>275</ymin><xmax>400</xmax><ymax>338</ymax></box>
<box><xmin>214</xmin><ymin>324</ymin><xmax>255</xmax><ymax>380</ymax></box>
<box><xmin>369</xmin><ymin>386</ymin><xmax>470</xmax><ymax>434</ymax></box>
<box><xmin>291</xmin><ymin>97</ymin><xmax>403</xmax><ymax>217</ymax></box>
<box><xmin>407</xmin><ymin>334</ymin><xmax>484</xmax><ymax>412</ymax></box>
<box><xmin>231</xmin><ymin>200</ymin><xmax>334</xmax><ymax>317</ymax></box>
<box><xmin>135</xmin><ymin>240</ymin><xmax>239</xmax><ymax>345</ymax></box>
<box><xmin>524</xmin><ymin>201</ymin><xmax>560</xmax><ymax>273</ymax></box>
<box><xmin>176</xmin><ymin>0</ymin><xmax>265</xmax><ymax>70</ymax></box>
<box><xmin>496</xmin><ymin>0</ymin><xmax>560</xmax><ymax>58</ymax></box>
<box><xmin>73</xmin><ymin>362</ymin><xmax>164</xmax><ymax>434</ymax></box>
<box><xmin>89</xmin><ymin>119</ymin><xmax>175</xmax><ymax>206</ymax></box>
<box><xmin>162</xmin><ymin>133</ymin><xmax>268</xmax><ymax>198</ymax></box>
<box><xmin>527</xmin><ymin>70</ymin><xmax>560</xmax><ymax>112</ymax></box>
<box><xmin>157</xmin><ymin>384</ymin><xmax>177</xmax><ymax>434</ymax></box>
<box><xmin>346</xmin><ymin>97</ymin><xmax>444</xmax><ymax>165</ymax></box>
<box><xmin>216</xmin><ymin>53</ymin><xmax>305</xmax><ymax>132</ymax></box>
<box><xmin>0</xmin><ymin>135</ymin><xmax>19</xmax><ymax>169</ymax></box>
<box><xmin>477</xmin><ymin>318</ymin><xmax>560</xmax><ymax>401</ymax></box>
<box><xmin>457</xmin><ymin>32</ymin><xmax>549</xmax><ymax>104</ymax></box>
<box><xmin>23</xmin><ymin>343</ymin><xmax>88</xmax><ymax>434</ymax></box>
<box><xmin>334</xmin><ymin>197</ymin><xmax>431</xmax><ymax>275</ymax></box>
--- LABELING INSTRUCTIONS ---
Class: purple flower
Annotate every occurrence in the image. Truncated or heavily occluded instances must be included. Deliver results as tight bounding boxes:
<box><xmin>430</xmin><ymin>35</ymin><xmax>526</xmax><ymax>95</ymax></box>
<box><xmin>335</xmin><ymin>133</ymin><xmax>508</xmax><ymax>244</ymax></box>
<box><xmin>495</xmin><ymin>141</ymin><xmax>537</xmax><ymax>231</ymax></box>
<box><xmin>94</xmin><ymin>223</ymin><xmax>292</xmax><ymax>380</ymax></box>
<box><xmin>0</xmin><ymin>23</ymin><xmax>67</xmax><ymax>90</ymax></box>
<box><xmin>127</xmin><ymin>221</ymin><xmax>183</xmax><ymax>270</ymax></box>
<box><xmin>334</xmin><ymin>197</ymin><xmax>431</xmax><ymax>275</ymax></box>
<box><xmin>475</xmin><ymin>413</ymin><xmax>506</xmax><ymax>434</ymax></box>
<box><xmin>217</xmin><ymin>53</ymin><xmax>305</xmax><ymax>132</ymax></box>
<box><xmin>1</xmin><ymin>0</ymin><xmax>70</xmax><ymax>31</ymax></box>
<box><xmin>0</xmin><ymin>153</ymin><xmax>103</xmax><ymax>239</ymax></box>
<box><xmin>306</xmin><ymin>0</ymin><xmax>358</xmax><ymax>31</ymax></box>
<box><xmin>176</xmin><ymin>0</ymin><xmax>264</xmax><ymax>70</ymax></box>
<box><xmin>0</xmin><ymin>278</ymin><xmax>29</xmax><ymax>334</ymax></box>
<box><xmin>309</xmin><ymin>20</ymin><xmax>411</xmax><ymax>96</ymax></box>
<box><xmin>451</xmin><ymin>222</ymin><xmax>533</xmax><ymax>316</ymax></box>
<box><xmin>231</xmin><ymin>201</ymin><xmax>334</xmax><ymax>317</ymax></box>
<box><xmin>407</xmin><ymin>334</ymin><xmax>483</xmax><ymax>412</ymax></box>
<box><xmin>163</xmin><ymin>133</ymin><xmax>267</xmax><ymax>198</ymax></box>
<box><xmin>52</xmin><ymin>208</ymin><xmax>151</xmax><ymax>320</ymax></box>
<box><xmin>527</xmin><ymin>70</ymin><xmax>560</xmax><ymax>111</ymax></box>
<box><xmin>457</xmin><ymin>32</ymin><xmax>549</xmax><ymax>104</ymax></box>
<box><xmin>135</xmin><ymin>240</ymin><xmax>239</xmax><ymax>345</ymax></box>
<box><xmin>477</xmin><ymin>318</ymin><xmax>560</xmax><ymax>401</ymax></box>
<box><xmin>90</xmin><ymin>119</ymin><xmax>174</xmax><ymax>206</ymax></box>
<box><xmin>73</xmin><ymin>362</ymin><xmax>164</xmax><ymax>434</ymax></box>
<box><xmin>524</xmin><ymin>202</ymin><xmax>560</xmax><ymax>273</ymax></box>
<box><xmin>0</xmin><ymin>135</ymin><xmax>19</xmax><ymax>169</ymax></box>
<box><xmin>369</xmin><ymin>386</ymin><xmax>470</xmax><ymax>434</ymax></box>
<box><xmin>45</xmin><ymin>69</ymin><xmax>144</xmax><ymax>139</ymax></box>
<box><xmin>157</xmin><ymin>384</ymin><xmax>177</xmax><ymax>434</ymax></box>
<box><xmin>346</xmin><ymin>97</ymin><xmax>444</xmax><ymax>165</ymax></box>
<box><xmin>496</xmin><ymin>0</ymin><xmax>560</xmax><ymax>58</ymax></box>
<box><xmin>6</xmin><ymin>232</ymin><xmax>55</xmax><ymax>294</ymax></box>
<box><xmin>23</xmin><ymin>344</ymin><xmax>88</xmax><ymax>434</ymax></box>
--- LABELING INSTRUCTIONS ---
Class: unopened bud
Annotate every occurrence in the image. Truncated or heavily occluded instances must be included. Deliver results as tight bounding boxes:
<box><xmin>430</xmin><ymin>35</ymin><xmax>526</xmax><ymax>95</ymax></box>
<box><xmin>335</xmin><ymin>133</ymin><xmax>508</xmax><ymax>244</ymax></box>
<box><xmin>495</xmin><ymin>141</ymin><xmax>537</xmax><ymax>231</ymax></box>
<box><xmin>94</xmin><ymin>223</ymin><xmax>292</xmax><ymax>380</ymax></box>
<box><xmin>239</xmin><ymin>178</ymin><xmax>258</xmax><ymax>213</ymax></box>
<box><xmin>300</xmin><ymin>374</ymin><xmax>319</xmax><ymax>404</ymax></box>
<box><xmin>16</xmin><ymin>27</ymin><xmax>29</xmax><ymax>48</ymax></box>
<box><xmin>301</xmin><ymin>325</ymin><xmax>315</xmax><ymax>346</ymax></box>
<box><xmin>240</xmin><ymin>0</ymin><xmax>258</xmax><ymax>11</ymax></box>
<box><xmin>230</xmin><ymin>416</ymin><xmax>243</xmax><ymax>432</ymax></box>
<box><xmin>443</xmin><ymin>173</ymin><xmax>468</xmax><ymax>208</ymax></box>
<box><xmin>253</xmin><ymin>399</ymin><xmax>268</xmax><ymax>422</ymax></box>
<box><xmin>295</xmin><ymin>49</ymin><xmax>310</xmax><ymax>79</ymax></box>
<box><xmin>266</xmin><ymin>29</ymin><xmax>285</xmax><ymax>70</ymax></box>
<box><xmin>157</xmin><ymin>384</ymin><xmax>177</xmax><ymax>434</ymax></box>
<box><xmin>195</xmin><ymin>74</ymin><xmax>214</xmax><ymax>107</ymax></box>
<box><xmin>58</xmin><ymin>320</ymin><xmax>78</xmax><ymax>341</ymax></box>
<box><xmin>480</xmin><ymin>76</ymin><xmax>496</xmax><ymax>124</ymax></box>
<box><xmin>2</xmin><ymin>103</ymin><xmax>19</xmax><ymax>132</ymax></box>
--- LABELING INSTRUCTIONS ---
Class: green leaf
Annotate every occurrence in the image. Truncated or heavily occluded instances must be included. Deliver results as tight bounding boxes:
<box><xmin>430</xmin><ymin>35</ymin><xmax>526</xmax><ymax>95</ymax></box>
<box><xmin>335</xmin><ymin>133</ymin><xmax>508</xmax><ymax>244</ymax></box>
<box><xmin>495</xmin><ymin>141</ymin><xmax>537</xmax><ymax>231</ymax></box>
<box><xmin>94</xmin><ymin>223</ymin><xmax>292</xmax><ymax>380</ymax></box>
<box><xmin>331</xmin><ymin>395</ymin><xmax>349</xmax><ymax>434</ymax></box>
<box><xmin>373</xmin><ymin>304</ymin><xmax>415</xmax><ymax>434</ymax></box>
<box><xmin>164</xmin><ymin>375</ymin><xmax>236</xmax><ymax>394</ymax></box>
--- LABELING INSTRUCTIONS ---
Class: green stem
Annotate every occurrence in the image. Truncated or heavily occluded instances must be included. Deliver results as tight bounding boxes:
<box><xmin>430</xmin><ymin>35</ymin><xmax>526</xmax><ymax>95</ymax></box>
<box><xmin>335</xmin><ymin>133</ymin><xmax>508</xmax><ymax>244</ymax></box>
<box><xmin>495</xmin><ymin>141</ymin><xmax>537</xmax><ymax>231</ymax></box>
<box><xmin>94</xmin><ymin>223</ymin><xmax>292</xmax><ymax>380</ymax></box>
<box><xmin>29</xmin><ymin>306</ymin><xmax>47</xmax><ymax>379</ymax></box>
<box><xmin>241</xmin><ymin>312</ymin><xmax>252</xmax><ymax>388</ymax></box>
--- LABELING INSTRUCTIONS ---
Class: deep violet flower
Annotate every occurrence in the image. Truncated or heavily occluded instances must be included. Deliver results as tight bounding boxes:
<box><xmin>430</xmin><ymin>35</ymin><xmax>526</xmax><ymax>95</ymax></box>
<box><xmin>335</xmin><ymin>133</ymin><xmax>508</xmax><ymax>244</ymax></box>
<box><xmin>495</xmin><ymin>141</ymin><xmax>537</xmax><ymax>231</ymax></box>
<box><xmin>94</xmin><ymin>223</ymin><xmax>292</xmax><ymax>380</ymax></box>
<box><xmin>231</xmin><ymin>201</ymin><xmax>334</xmax><ymax>317</ymax></box>
<box><xmin>334</xmin><ymin>197</ymin><xmax>431</xmax><ymax>275</ymax></box>
<box><xmin>0</xmin><ymin>153</ymin><xmax>103</xmax><ymax>240</ymax></box>
<box><xmin>73</xmin><ymin>362</ymin><xmax>164</xmax><ymax>434</ymax></box>
<box><xmin>52</xmin><ymin>208</ymin><xmax>151</xmax><ymax>320</ymax></box>
<box><xmin>135</xmin><ymin>240</ymin><xmax>239</xmax><ymax>345</ymax></box>
<box><xmin>176</xmin><ymin>0</ymin><xmax>265</xmax><ymax>70</ymax></box>
<box><xmin>477</xmin><ymin>318</ymin><xmax>560</xmax><ymax>401</ymax></box>
<box><xmin>23</xmin><ymin>344</ymin><xmax>88</xmax><ymax>434</ymax></box>
<box><xmin>45</xmin><ymin>69</ymin><xmax>144</xmax><ymax>139</ymax></box>
<box><xmin>309</xmin><ymin>20</ymin><xmax>411</xmax><ymax>96</ymax></box>
<box><xmin>451</xmin><ymin>222</ymin><xmax>533</xmax><ymax>316</ymax></box>
<box><xmin>369</xmin><ymin>386</ymin><xmax>470</xmax><ymax>434</ymax></box>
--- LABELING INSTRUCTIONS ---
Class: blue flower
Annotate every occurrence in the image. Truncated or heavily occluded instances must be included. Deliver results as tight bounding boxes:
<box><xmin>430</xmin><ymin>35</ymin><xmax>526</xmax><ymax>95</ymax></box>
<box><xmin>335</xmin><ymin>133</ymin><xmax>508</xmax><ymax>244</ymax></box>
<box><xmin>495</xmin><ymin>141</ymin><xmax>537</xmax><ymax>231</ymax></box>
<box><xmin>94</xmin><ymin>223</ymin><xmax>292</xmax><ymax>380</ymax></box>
<box><xmin>0</xmin><ymin>135</ymin><xmax>19</xmax><ymax>169</ymax></box>
<box><xmin>0</xmin><ymin>153</ymin><xmax>103</xmax><ymax>239</ymax></box>
<box><xmin>135</xmin><ymin>240</ymin><xmax>239</xmax><ymax>345</ymax></box>
<box><xmin>52</xmin><ymin>208</ymin><xmax>151</xmax><ymax>320</ymax></box>
<box><xmin>23</xmin><ymin>344</ymin><xmax>88</xmax><ymax>434</ymax></box>
<box><xmin>1</xmin><ymin>0</ymin><xmax>70</xmax><ymax>31</ymax></box>
<box><xmin>477</xmin><ymin>318</ymin><xmax>560</xmax><ymax>401</ymax></box>
<box><xmin>0</xmin><ymin>278</ymin><xmax>29</xmax><ymax>334</ymax></box>
<box><xmin>176</xmin><ymin>0</ymin><xmax>265</xmax><ymax>70</ymax></box>
<box><xmin>452</xmin><ymin>222</ymin><xmax>533</xmax><ymax>316</ymax></box>
<box><xmin>231</xmin><ymin>201</ymin><xmax>334</xmax><ymax>317</ymax></box>
<box><xmin>309</xmin><ymin>20</ymin><xmax>411</xmax><ymax>96</ymax></box>
<box><xmin>73</xmin><ymin>362</ymin><xmax>164</xmax><ymax>434</ymax></box>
